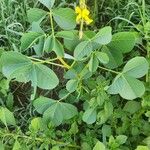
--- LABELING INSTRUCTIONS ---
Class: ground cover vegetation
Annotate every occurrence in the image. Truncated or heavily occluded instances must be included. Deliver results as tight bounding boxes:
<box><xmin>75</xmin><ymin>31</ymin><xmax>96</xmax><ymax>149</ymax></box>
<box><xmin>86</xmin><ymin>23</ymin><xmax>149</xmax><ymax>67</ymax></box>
<box><xmin>0</xmin><ymin>0</ymin><xmax>150</xmax><ymax>149</ymax></box>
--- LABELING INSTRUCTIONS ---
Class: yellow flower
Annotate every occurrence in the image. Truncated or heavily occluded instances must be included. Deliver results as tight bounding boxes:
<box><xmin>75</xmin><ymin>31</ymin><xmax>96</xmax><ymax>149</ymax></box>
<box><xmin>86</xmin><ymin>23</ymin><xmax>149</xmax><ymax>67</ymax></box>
<box><xmin>75</xmin><ymin>6</ymin><xmax>93</xmax><ymax>25</ymax></box>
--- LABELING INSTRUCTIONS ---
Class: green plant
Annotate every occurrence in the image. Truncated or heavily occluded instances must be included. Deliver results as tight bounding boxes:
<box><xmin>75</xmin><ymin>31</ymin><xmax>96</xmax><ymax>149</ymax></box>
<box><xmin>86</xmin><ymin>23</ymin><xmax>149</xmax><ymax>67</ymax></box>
<box><xmin>0</xmin><ymin>0</ymin><xmax>150</xmax><ymax>149</ymax></box>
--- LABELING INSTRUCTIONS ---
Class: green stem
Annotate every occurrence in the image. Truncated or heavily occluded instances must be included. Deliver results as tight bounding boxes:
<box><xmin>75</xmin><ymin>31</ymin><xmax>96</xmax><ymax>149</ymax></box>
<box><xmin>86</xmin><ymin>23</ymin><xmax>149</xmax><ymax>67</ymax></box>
<box><xmin>58</xmin><ymin>93</ymin><xmax>71</xmax><ymax>102</ymax></box>
<box><xmin>28</xmin><ymin>57</ymin><xmax>67</xmax><ymax>68</ymax></box>
<box><xmin>79</xmin><ymin>19</ymin><xmax>84</xmax><ymax>39</ymax></box>
<box><xmin>98</xmin><ymin>66</ymin><xmax>120</xmax><ymax>74</ymax></box>
<box><xmin>49</xmin><ymin>10</ymin><xmax>55</xmax><ymax>37</ymax></box>
<box><xmin>146</xmin><ymin>42</ymin><xmax>150</xmax><ymax>82</ymax></box>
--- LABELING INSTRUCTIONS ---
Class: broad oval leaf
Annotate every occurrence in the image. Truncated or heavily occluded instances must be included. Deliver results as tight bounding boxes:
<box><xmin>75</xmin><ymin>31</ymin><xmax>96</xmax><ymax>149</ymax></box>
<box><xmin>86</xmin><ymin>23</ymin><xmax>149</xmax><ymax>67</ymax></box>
<box><xmin>92</xmin><ymin>26</ymin><xmax>112</xmax><ymax>45</ymax></box>
<box><xmin>34</xmin><ymin>96</ymin><xmax>78</xmax><ymax>126</ymax></box>
<box><xmin>43</xmin><ymin>35</ymin><xmax>53</xmax><ymax>52</ymax></box>
<box><xmin>88</xmin><ymin>54</ymin><xmax>99</xmax><ymax>72</ymax></box>
<box><xmin>123</xmin><ymin>57</ymin><xmax>149</xmax><ymax>78</ymax></box>
<box><xmin>53</xmin><ymin>38</ymin><xmax>64</xmax><ymax>57</ymax></box>
<box><xmin>102</xmin><ymin>46</ymin><xmax>123</xmax><ymax>69</ymax></box>
<box><xmin>108</xmin><ymin>32</ymin><xmax>136</xmax><ymax>53</ymax></box>
<box><xmin>93</xmin><ymin>141</ymin><xmax>105</xmax><ymax>150</ymax></box>
<box><xmin>1</xmin><ymin>52</ymin><xmax>59</xmax><ymax>90</ymax></box>
<box><xmin>82</xmin><ymin>108</ymin><xmax>97</xmax><ymax>124</ymax></box>
<box><xmin>27</xmin><ymin>8</ymin><xmax>47</xmax><ymax>23</ymax></box>
<box><xmin>21</xmin><ymin>32</ymin><xmax>44</xmax><ymax>51</ymax></box>
<box><xmin>95</xmin><ymin>51</ymin><xmax>109</xmax><ymax>64</ymax></box>
<box><xmin>53</xmin><ymin>8</ymin><xmax>76</xmax><ymax>30</ymax></box>
<box><xmin>107</xmin><ymin>74</ymin><xmax>145</xmax><ymax>100</ymax></box>
<box><xmin>74</xmin><ymin>41</ymin><xmax>93</xmax><ymax>60</ymax></box>
<box><xmin>33</xmin><ymin>96</ymin><xmax>55</xmax><ymax>114</ymax></box>
<box><xmin>66</xmin><ymin>79</ymin><xmax>78</xmax><ymax>93</ymax></box>
<box><xmin>0</xmin><ymin>107</ymin><xmax>16</xmax><ymax>127</ymax></box>
<box><xmin>39</xmin><ymin>0</ymin><xmax>55</xmax><ymax>9</ymax></box>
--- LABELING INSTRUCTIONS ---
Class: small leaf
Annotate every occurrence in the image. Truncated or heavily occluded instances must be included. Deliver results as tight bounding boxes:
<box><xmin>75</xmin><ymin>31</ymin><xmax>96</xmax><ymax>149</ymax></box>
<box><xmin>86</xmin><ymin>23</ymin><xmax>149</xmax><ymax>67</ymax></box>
<box><xmin>82</xmin><ymin>108</ymin><xmax>97</xmax><ymax>124</ymax></box>
<box><xmin>123</xmin><ymin>101</ymin><xmax>141</xmax><ymax>114</ymax></box>
<box><xmin>0</xmin><ymin>107</ymin><xmax>16</xmax><ymax>127</ymax></box>
<box><xmin>136</xmin><ymin>146</ymin><xmax>149</xmax><ymax>150</ymax></box>
<box><xmin>43</xmin><ymin>35</ymin><xmax>53</xmax><ymax>52</ymax></box>
<box><xmin>27</xmin><ymin>8</ymin><xmax>47</xmax><ymax>23</ymax></box>
<box><xmin>21</xmin><ymin>32</ymin><xmax>44</xmax><ymax>51</ymax></box>
<box><xmin>66</xmin><ymin>79</ymin><xmax>78</xmax><ymax>93</ymax></box>
<box><xmin>88</xmin><ymin>54</ymin><xmax>99</xmax><ymax>72</ymax></box>
<box><xmin>56</xmin><ymin>30</ymin><xmax>78</xmax><ymax>40</ymax></box>
<box><xmin>33</xmin><ymin>36</ymin><xmax>45</xmax><ymax>56</ymax></box>
<box><xmin>29</xmin><ymin>117</ymin><xmax>43</xmax><ymax>131</ymax></box>
<box><xmin>92</xmin><ymin>26</ymin><xmax>112</xmax><ymax>45</ymax></box>
<box><xmin>95</xmin><ymin>51</ymin><xmax>109</xmax><ymax>64</ymax></box>
<box><xmin>74</xmin><ymin>41</ymin><xmax>93</xmax><ymax>60</ymax></box>
<box><xmin>123</xmin><ymin>57</ymin><xmax>149</xmax><ymax>78</ymax></box>
<box><xmin>102</xmin><ymin>46</ymin><xmax>123</xmax><ymax>69</ymax></box>
<box><xmin>53</xmin><ymin>8</ymin><xmax>76</xmax><ymax>30</ymax></box>
<box><xmin>93</xmin><ymin>141</ymin><xmax>105</xmax><ymax>150</ymax></box>
<box><xmin>53</xmin><ymin>38</ymin><xmax>64</xmax><ymax>57</ymax></box>
<box><xmin>13</xmin><ymin>140</ymin><xmax>21</xmax><ymax>150</ymax></box>
<box><xmin>116</xmin><ymin>135</ymin><xmax>127</xmax><ymax>145</ymax></box>
<box><xmin>39</xmin><ymin>0</ymin><xmax>55</xmax><ymax>9</ymax></box>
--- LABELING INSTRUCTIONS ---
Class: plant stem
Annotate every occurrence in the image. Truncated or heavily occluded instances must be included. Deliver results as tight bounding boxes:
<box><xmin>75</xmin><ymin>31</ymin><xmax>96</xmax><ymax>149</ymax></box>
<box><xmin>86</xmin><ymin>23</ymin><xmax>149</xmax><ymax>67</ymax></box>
<box><xmin>79</xmin><ymin>19</ymin><xmax>84</xmax><ymax>39</ymax></box>
<box><xmin>58</xmin><ymin>93</ymin><xmax>71</xmax><ymax>102</ymax></box>
<box><xmin>98</xmin><ymin>66</ymin><xmax>120</xmax><ymax>74</ymax></box>
<box><xmin>58</xmin><ymin>57</ymin><xmax>71</xmax><ymax>69</ymax></box>
<box><xmin>146</xmin><ymin>42</ymin><xmax>150</xmax><ymax>82</ymax></box>
<box><xmin>28</xmin><ymin>57</ymin><xmax>67</xmax><ymax>68</ymax></box>
<box><xmin>49</xmin><ymin>10</ymin><xmax>55</xmax><ymax>37</ymax></box>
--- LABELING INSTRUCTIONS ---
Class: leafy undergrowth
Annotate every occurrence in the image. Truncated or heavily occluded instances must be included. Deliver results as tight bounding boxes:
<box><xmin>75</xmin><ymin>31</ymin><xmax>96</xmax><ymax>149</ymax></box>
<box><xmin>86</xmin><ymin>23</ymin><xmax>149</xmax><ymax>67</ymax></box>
<box><xmin>0</xmin><ymin>0</ymin><xmax>150</xmax><ymax>150</ymax></box>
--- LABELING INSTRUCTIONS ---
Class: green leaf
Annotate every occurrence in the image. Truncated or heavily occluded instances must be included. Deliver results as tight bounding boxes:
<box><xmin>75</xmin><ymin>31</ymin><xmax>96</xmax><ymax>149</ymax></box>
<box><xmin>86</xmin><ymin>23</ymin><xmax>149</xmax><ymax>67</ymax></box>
<box><xmin>116</xmin><ymin>135</ymin><xmax>127</xmax><ymax>145</ymax></box>
<box><xmin>66</xmin><ymin>79</ymin><xmax>78</xmax><ymax>93</ymax></box>
<box><xmin>123</xmin><ymin>101</ymin><xmax>141</xmax><ymax>114</ymax></box>
<box><xmin>53</xmin><ymin>38</ymin><xmax>64</xmax><ymax>57</ymax></box>
<box><xmin>88</xmin><ymin>54</ymin><xmax>99</xmax><ymax>72</ymax></box>
<box><xmin>29</xmin><ymin>117</ymin><xmax>43</xmax><ymax>131</ymax></box>
<box><xmin>95</xmin><ymin>51</ymin><xmax>109</xmax><ymax>64</ymax></box>
<box><xmin>0</xmin><ymin>107</ymin><xmax>16</xmax><ymax>127</ymax></box>
<box><xmin>33</xmin><ymin>36</ymin><xmax>45</xmax><ymax>56</ymax></box>
<box><xmin>33</xmin><ymin>97</ymin><xmax>55</xmax><ymax>114</ymax></box>
<box><xmin>82</xmin><ymin>108</ymin><xmax>97</xmax><ymax>124</ymax></box>
<box><xmin>0</xmin><ymin>142</ymin><xmax>4</xmax><ymax>150</ymax></box>
<box><xmin>123</xmin><ymin>57</ymin><xmax>149</xmax><ymax>78</ymax></box>
<box><xmin>39</xmin><ymin>0</ymin><xmax>55</xmax><ymax>9</ymax></box>
<box><xmin>93</xmin><ymin>141</ymin><xmax>105</xmax><ymax>150</ymax></box>
<box><xmin>21</xmin><ymin>32</ymin><xmax>44</xmax><ymax>51</ymax></box>
<box><xmin>102</xmin><ymin>46</ymin><xmax>123</xmax><ymax>69</ymax></box>
<box><xmin>27</xmin><ymin>8</ymin><xmax>47</xmax><ymax>23</ymax></box>
<box><xmin>31</xmin><ymin>22</ymin><xmax>44</xmax><ymax>33</ymax></box>
<box><xmin>92</xmin><ymin>26</ymin><xmax>112</xmax><ymax>45</ymax></box>
<box><xmin>74</xmin><ymin>41</ymin><xmax>93</xmax><ymax>60</ymax></box>
<box><xmin>43</xmin><ymin>35</ymin><xmax>53</xmax><ymax>52</ymax></box>
<box><xmin>136</xmin><ymin>146</ymin><xmax>149</xmax><ymax>150</ymax></box>
<box><xmin>34</xmin><ymin>96</ymin><xmax>78</xmax><ymax>126</ymax></box>
<box><xmin>56</xmin><ymin>30</ymin><xmax>78</xmax><ymax>40</ymax></box>
<box><xmin>1</xmin><ymin>52</ymin><xmax>59</xmax><ymax>90</ymax></box>
<box><xmin>108</xmin><ymin>32</ymin><xmax>136</xmax><ymax>53</ymax></box>
<box><xmin>107</xmin><ymin>74</ymin><xmax>145</xmax><ymax>100</ymax></box>
<box><xmin>53</xmin><ymin>8</ymin><xmax>76</xmax><ymax>30</ymax></box>
<box><xmin>13</xmin><ymin>140</ymin><xmax>21</xmax><ymax>150</ymax></box>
